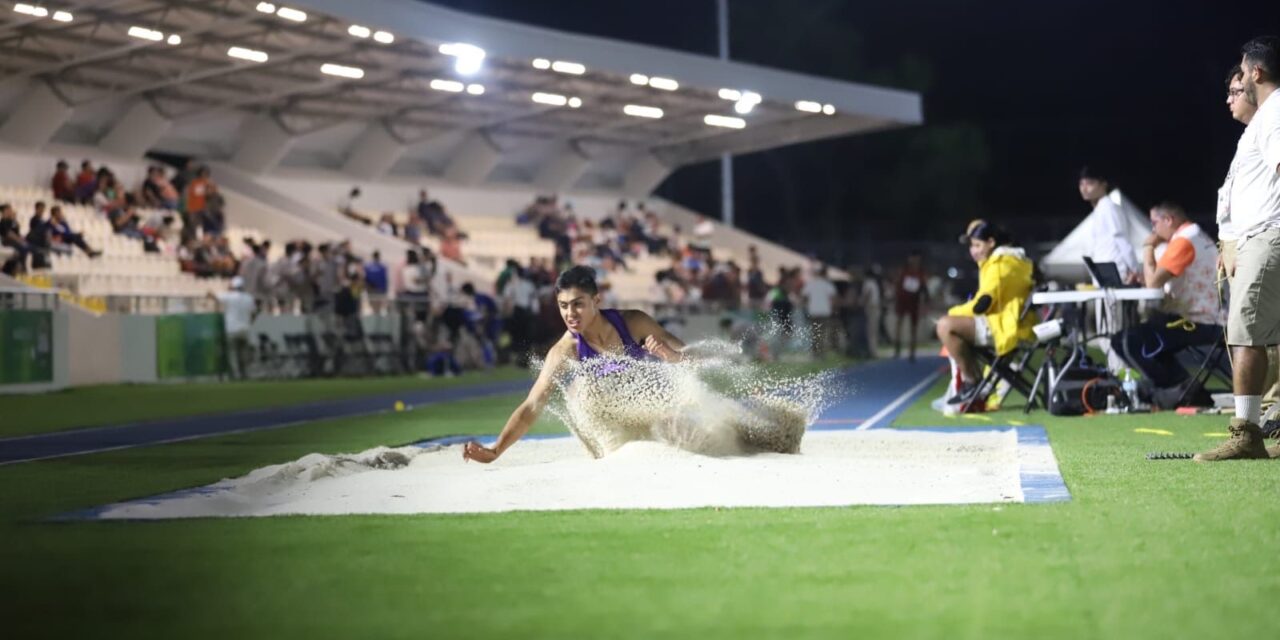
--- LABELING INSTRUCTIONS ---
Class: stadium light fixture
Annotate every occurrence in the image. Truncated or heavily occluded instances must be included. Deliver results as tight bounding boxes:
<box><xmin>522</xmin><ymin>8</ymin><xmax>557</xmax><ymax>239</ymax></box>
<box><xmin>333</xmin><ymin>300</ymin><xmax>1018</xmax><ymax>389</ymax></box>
<box><xmin>227</xmin><ymin>46</ymin><xmax>269</xmax><ymax>63</ymax></box>
<box><xmin>630</xmin><ymin>74</ymin><xmax>649</xmax><ymax>85</ymax></box>
<box><xmin>532</xmin><ymin>58</ymin><xmax>551</xmax><ymax>70</ymax></box>
<box><xmin>704</xmin><ymin>114</ymin><xmax>746</xmax><ymax>129</ymax></box>
<box><xmin>718</xmin><ymin>88</ymin><xmax>742</xmax><ymax>101</ymax></box>
<box><xmin>822</xmin><ymin>104</ymin><xmax>836</xmax><ymax>115</ymax></box>
<box><xmin>320</xmin><ymin>63</ymin><xmax>364</xmax><ymax>79</ymax></box>
<box><xmin>127</xmin><ymin>26</ymin><xmax>164</xmax><ymax>42</ymax></box>
<box><xmin>347</xmin><ymin>25</ymin><xmax>370</xmax><ymax>38</ymax></box>
<box><xmin>551</xmin><ymin>60</ymin><xmax>585</xmax><ymax>75</ymax></box>
<box><xmin>255</xmin><ymin>2</ymin><xmax>276</xmax><ymax>14</ymax></box>
<box><xmin>51</xmin><ymin>10</ymin><xmax>73</xmax><ymax>22</ymax></box>
<box><xmin>795</xmin><ymin>100</ymin><xmax>822</xmax><ymax>113</ymax></box>
<box><xmin>13</xmin><ymin>3</ymin><xmax>47</xmax><ymax>17</ymax></box>
<box><xmin>568</xmin><ymin>97</ymin><xmax>582</xmax><ymax>108</ymax></box>
<box><xmin>734</xmin><ymin>91</ymin><xmax>761</xmax><ymax>115</ymax></box>
<box><xmin>623</xmin><ymin>105</ymin><xmax>663</xmax><ymax>119</ymax></box>
<box><xmin>648</xmin><ymin>77</ymin><xmax>678</xmax><ymax>91</ymax></box>
<box><xmin>373</xmin><ymin>31</ymin><xmax>394</xmax><ymax>44</ymax></box>
<box><xmin>166</xmin><ymin>34</ymin><xmax>181</xmax><ymax>45</ymax></box>
<box><xmin>532</xmin><ymin>92</ymin><xmax>568</xmax><ymax>107</ymax></box>
<box><xmin>429</xmin><ymin>79</ymin><xmax>464</xmax><ymax>93</ymax></box>
<box><xmin>275</xmin><ymin>6</ymin><xmax>306</xmax><ymax>22</ymax></box>
<box><xmin>466</xmin><ymin>83</ymin><xmax>484</xmax><ymax>95</ymax></box>
<box><xmin>439</xmin><ymin>43</ymin><xmax>485</xmax><ymax>76</ymax></box>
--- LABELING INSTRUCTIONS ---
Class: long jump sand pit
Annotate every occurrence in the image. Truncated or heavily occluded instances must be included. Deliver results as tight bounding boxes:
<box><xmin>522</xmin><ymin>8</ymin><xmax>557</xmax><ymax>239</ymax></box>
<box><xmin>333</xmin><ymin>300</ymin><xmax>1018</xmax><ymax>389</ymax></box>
<box><xmin>85</xmin><ymin>427</ymin><xmax>1068</xmax><ymax>520</ymax></box>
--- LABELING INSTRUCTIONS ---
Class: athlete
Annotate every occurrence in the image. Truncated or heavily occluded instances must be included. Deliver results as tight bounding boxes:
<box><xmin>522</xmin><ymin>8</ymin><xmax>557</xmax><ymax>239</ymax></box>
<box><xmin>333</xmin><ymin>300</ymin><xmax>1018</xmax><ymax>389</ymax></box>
<box><xmin>462</xmin><ymin>266</ymin><xmax>687</xmax><ymax>463</ymax></box>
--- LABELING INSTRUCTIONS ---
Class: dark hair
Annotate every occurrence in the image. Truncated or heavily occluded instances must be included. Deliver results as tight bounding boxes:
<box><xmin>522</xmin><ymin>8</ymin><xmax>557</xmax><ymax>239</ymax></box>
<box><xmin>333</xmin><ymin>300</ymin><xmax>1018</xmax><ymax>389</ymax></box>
<box><xmin>1078</xmin><ymin>164</ymin><xmax>1112</xmax><ymax>185</ymax></box>
<box><xmin>1242</xmin><ymin>35</ymin><xmax>1280</xmax><ymax>82</ymax></box>
<box><xmin>555</xmin><ymin>265</ymin><xmax>599</xmax><ymax>295</ymax></box>
<box><xmin>1152</xmin><ymin>201</ymin><xmax>1187</xmax><ymax>220</ymax></box>
<box><xmin>967</xmin><ymin>221</ymin><xmax>1013</xmax><ymax>247</ymax></box>
<box><xmin>1227</xmin><ymin>63</ymin><xmax>1245</xmax><ymax>88</ymax></box>
<box><xmin>460</xmin><ymin>283</ymin><xmax>476</xmax><ymax>295</ymax></box>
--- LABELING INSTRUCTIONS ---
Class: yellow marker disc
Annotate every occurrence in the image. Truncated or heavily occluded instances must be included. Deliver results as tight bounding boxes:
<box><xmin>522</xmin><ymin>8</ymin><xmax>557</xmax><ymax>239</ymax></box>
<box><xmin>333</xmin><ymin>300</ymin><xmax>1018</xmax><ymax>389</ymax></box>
<box><xmin>394</xmin><ymin>401</ymin><xmax>406</xmax><ymax>412</ymax></box>
<box><xmin>1134</xmin><ymin>428</ymin><xmax>1174</xmax><ymax>436</ymax></box>
<box><xmin>1203</xmin><ymin>432</ymin><xmax>1230</xmax><ymax>437</ymax></box>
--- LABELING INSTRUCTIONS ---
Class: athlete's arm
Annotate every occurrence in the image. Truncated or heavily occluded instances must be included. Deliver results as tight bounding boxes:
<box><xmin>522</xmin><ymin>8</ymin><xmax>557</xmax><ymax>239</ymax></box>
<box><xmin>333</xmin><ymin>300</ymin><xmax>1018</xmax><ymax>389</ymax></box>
<box><xmin>625</xmin><ymin>310</ymin><xmax>687</xmax><ymax>362</ymax></box>
<box><xmin>463</xmin><ymin>339</ymin><xmax>571</xmax><ymax>464</ymax></box>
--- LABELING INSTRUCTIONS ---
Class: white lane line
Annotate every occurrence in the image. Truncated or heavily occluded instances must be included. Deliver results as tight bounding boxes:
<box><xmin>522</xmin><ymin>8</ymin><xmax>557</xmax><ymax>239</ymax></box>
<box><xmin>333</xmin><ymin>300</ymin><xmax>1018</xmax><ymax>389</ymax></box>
<box><xmin>855</xmin><ymin>366</ymin><xmax>945</xmax><ymax>431</ymax></box>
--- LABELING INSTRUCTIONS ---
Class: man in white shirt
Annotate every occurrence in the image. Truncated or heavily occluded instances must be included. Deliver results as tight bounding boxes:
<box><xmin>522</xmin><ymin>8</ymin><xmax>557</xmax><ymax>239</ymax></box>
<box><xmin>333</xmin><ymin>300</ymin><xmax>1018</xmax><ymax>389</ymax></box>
<box><xmin>802</xmin><ymin>266</ymin><xmax>839</xmax><ymax>358</ymax></box>
<box><xmin>210</xmin><ymin>277</ymin><xmax>258</xmax><ymax>380</ymax></box>
<box><xmin>1079</xmin><ymin>165</ymin><xmax>1142</xmax><ymax>373</ymax></box>
<box><xmin>1198</xmin><ymin>36</ymin><xmax>1280</xmax><ymax>461</ymax></box>
<box><xmin>1079</xmin><ymin>166</ymin><xmax>1141</xmax><ymax>282</ymax></box>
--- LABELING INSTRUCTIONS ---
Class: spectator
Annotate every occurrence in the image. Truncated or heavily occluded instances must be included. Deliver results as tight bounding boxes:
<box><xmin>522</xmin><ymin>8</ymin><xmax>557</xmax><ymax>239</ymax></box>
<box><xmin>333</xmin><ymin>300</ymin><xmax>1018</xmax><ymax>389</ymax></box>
<box><xmin>1</xmin><ymin>203</ymin><xmax>32</xmax><ymax>275</ymax></box>
<box><xmin>51</xmin><ymin>160</ymin><xmax>74</xmax><ymax>203</ymax></box>
<box><xmin>1112</xmin><ymin>202</ymin><xmax>1223</xmax><ymax>406</ymax></box>
<box><xmin>502</xmin><ymin>265</ymin><xmax>538</xmax><ymax>367</ymax></box>
<box><xmin>47</xmin><ymin>206</ymin><xmax>100</xmax><ymax>257</ymax></box>
<box><xmin>335</xmin><ymin>250</ymin><xmax>365</xmax><ymax>338</ymax></box>
<box><xmin>802</xmin><ymin>266</ymin><xmax>839</xmax><ymax>358</ymax></box>
<box><xmin>376</xmin><ymin>213</ymin><xmax>398</xmax><ymax>236</ymax></box>
<box><xmin>439</xmin><ymin>226</ymin><xmax>465</xmax><ymax>265</ymax></box>
<box><xmin>172</xmin><ymin>159</ymin><xmax>197</xmax><ymax>197</ymax></box>
<box><xmin>364</xmin><ymin>250</ymin><xmax>389</xmax><ymax>315</ymax></box>
<box><xmin>311</xmin><ymin>243</ymin><xmax>341</xmax><ymax>332</ymax></box>
<box><xmin>238</xmin><ymin>240</ymin><xmax>270</xmax><ymax>309</ymax></box>
<box><xmin>399</xmin><ymin>248</ymin><xmax>434</xmax><ymax>308</ymax></box>
<box><xmin>73</xmin><ymin>160</ymin><xmax>96</xmax><ymax>203</ymax></box>
<box><xmin>25</xmin><ymin>201</ymin><xmax>52</xmax><ymax>268</ymax></box>
<box><xmin>842</xmin><ymin>267</ymin><xmax>870</xmax><ymax>359</ymax></box>
<box><xmin>93</xmin><ymin>174</ymin><xmax>126</xmax><ymax>218</ymax></box>
<box><xmin>745</xmin><ymin>254</ymin><xmax>768</xmax><ymax>310</ymax></box>
<box><xmin>208</xmin><ymin>277</ymin><xmax>258</xmax><ymax>380</ymax></box>
<box><xmin>142</xmin><ymin>165</ymin><xmax>180</xmax><ymax>210</ymax></box>
<box><xmin>1197</xmin><ymin>36</ymin><xmax>1280</xmax><ymax>461</ymax></box>
<box><xmin>416</xmin><ymin>189</ymin><xmax>455</xmax><ymax>236</ymax></box>
<box><xmin>200</xmin><ymin>183</ymin><xmax>226</xmax><ymax>236</ymax></box>
<box><xmin>935</xmin><ymin>221</ymin><xmax>1036</xmax><ymax>410</ymax></box>
<box><xmin>893</xmin><ymin>252</ymin><xmax>930</xmax><ymax>362</ymax></box>
<box><xmin>339</xmin><ymin>187</ymin><xmax>373</xmax><ymax>225</ymax></box>
<box><xmin>184</xmin><ymin>166</ymin><xmax>213</xmax><ymax>225</ymax></box>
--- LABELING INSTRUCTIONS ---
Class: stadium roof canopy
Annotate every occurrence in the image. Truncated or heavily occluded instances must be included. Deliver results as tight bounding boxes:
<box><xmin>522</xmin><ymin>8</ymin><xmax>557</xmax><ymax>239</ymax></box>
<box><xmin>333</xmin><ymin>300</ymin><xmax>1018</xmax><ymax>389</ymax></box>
<box><xmin>0</xmin><ymin>0</ymin><xmax>923</xmax><ymax>193</ymax></box>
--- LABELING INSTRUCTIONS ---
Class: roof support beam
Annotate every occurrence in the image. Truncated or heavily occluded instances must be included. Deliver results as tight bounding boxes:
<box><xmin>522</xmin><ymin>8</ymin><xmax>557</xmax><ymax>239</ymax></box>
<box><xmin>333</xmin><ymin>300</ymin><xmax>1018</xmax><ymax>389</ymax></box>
<box><xmin>534</xmin><ymin>144</ymin><xmax>591</xmax><ymax>192</ymax></box>
<box><xmin>341</xmin><ymin>121</ymin><xmax>407</xmax><ymax>180</ymax></box>
<box><xmin>622</xmin><ymin>152</ymin><xmax>671</xmax><ymax>197</ymax></box>
<box><xmin>443</xmin><ymin>133</ymin><xmax>502</xmax><ymax>186</ymax></box>
<box><xmin>231</xmin><ymin>115</ymin><xmax>296</xmax><ymax>174</ymax></box>
<box><xmin>97</xmin><ymin>99</ymin><xmax>171</xmax><ymax>158</ymax></box>
<box><xmin>0</xmin><ymin>82</ymin><xmax>72</xmax><ymax>148</ymax></box>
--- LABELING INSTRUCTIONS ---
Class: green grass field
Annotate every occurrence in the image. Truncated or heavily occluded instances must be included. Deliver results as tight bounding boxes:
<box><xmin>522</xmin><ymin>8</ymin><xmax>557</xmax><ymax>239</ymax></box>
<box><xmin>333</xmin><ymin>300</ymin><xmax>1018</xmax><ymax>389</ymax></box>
<box><xmin>2</xmin><ymin>367</ymin><xmax>1279</xmax><ymax>639</ymax></box>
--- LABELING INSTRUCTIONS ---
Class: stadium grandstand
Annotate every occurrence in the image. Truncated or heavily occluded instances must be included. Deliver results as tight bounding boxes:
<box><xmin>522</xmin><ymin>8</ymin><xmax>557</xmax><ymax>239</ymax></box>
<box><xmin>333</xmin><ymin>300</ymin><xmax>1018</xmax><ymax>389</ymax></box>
<box><xmin>0</xmin><ymin>0</ymin><xmax>919</xmax><ymax>389</ymax></box>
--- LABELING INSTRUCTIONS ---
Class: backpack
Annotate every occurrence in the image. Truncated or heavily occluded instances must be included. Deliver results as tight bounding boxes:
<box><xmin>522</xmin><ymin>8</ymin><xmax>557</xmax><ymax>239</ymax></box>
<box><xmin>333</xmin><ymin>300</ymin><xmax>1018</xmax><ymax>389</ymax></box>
<box><xmin>1048</xmin><ymin>366</ymin><xmax>1127</xmax><ymax>416</ymax></box>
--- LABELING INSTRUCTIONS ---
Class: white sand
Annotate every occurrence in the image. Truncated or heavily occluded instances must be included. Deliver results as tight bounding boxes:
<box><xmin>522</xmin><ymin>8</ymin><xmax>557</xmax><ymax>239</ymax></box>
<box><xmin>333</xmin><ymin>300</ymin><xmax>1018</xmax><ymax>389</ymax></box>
<box><xmin>94</xmin><ymin>429</ymin><xmax>1026</xmax><ymax>520</ymax></box>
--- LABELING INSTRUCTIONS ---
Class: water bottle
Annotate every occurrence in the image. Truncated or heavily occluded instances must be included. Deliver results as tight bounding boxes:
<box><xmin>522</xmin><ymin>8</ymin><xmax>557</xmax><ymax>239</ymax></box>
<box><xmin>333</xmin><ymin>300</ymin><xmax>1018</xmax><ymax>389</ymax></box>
<box><xmin>1123</xmin><ymin>370</ymin><xmax>1139</xmax><ymax>412</ymax></box>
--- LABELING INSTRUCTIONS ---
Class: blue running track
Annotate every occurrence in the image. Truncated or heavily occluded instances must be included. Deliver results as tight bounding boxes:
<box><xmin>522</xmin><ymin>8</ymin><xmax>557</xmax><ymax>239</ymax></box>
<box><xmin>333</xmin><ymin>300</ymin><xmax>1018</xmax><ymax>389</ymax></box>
<box><xmin>1</xmin><ymin>358</ymin><xmax>946</xmax><ymax>466</ymax></box>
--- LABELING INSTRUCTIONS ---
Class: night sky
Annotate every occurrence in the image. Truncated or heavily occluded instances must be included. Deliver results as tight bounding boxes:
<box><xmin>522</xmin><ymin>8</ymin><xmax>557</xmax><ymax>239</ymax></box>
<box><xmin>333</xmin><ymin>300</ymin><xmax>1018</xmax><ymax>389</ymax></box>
<box><xmin>425</xmin><ymin>0</ymin><xmax>1280</xmax><ymax>262</ymax></box>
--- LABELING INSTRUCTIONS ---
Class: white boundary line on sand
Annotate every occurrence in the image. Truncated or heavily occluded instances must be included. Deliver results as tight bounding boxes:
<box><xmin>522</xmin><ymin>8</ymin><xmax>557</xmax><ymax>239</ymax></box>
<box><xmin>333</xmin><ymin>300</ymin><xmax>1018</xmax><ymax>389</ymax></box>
<box><xmin>855</xmin><ymin>367</ymin><xmax>944</xmax><ymax>431</ymax></box>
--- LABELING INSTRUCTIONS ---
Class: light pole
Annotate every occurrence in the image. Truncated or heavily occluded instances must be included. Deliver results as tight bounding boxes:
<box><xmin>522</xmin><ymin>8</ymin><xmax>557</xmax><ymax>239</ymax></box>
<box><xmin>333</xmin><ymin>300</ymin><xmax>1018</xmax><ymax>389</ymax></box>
<box><xmin>717</xmin><ymin>0</ymin><xmax>733</xmax><ymax>228</ymax></box>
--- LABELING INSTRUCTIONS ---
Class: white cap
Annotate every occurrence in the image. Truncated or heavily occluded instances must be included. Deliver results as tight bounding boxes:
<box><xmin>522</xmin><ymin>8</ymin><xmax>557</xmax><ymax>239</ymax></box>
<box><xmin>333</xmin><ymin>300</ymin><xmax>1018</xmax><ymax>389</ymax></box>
<box><xmin>230</xmin><ymin>276</ymin><xmax>244</xmax><ymax>290</ymax></box>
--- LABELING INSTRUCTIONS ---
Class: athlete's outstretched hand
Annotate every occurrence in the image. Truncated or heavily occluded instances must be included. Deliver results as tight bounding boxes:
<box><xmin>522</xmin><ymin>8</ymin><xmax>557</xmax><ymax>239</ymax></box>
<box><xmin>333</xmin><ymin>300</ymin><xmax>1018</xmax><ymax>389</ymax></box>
<box><xmin>644</xmin><ymin>334</ymin><xmax>680</xmax><ymax>362</ymax></box>
<box><xmin>463</xmin><ymin>441</ymin><xmax>499</xmax><ymax>463</ymax></box>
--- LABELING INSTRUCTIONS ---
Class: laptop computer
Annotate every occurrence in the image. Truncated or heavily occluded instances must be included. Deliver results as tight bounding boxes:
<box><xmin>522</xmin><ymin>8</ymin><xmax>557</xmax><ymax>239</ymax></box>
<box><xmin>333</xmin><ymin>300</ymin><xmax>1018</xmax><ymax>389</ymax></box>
<box><xmin>1083</xmin><ymin>257</ymin><xmax>1138</xmax><ymax>288</ymax></box>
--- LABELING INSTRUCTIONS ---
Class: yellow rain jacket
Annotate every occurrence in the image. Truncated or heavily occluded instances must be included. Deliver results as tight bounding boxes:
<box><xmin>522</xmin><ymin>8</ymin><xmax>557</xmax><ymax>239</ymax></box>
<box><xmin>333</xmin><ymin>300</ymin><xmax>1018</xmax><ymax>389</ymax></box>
<box><xmin>947</xmin><ymin>246</ymin><xmax>1036</xmax><ymax>355</ymax></box>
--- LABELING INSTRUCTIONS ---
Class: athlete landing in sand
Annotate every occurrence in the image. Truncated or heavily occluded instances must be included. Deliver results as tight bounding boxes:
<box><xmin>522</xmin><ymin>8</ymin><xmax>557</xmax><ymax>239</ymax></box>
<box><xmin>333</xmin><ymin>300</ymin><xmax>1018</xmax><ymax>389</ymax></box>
<box><xmin>462</xmin><ymin>266</ymin><xmax>686</xmax><ymax>463</ymax></box>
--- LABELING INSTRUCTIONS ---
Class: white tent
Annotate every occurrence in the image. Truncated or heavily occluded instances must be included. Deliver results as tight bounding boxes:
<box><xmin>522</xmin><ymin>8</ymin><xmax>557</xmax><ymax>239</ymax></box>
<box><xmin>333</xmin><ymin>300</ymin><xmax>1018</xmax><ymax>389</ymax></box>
<box><xmin>1041</xmin><ymin>190</ymin><xmax>1150</xmax><ymax>281</ymax></box>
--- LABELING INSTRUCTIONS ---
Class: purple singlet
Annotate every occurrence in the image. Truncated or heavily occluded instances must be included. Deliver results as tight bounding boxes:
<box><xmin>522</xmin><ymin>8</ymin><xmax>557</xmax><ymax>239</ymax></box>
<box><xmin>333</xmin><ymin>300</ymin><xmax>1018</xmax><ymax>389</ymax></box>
<box><xmin>572</xmin><ymin>309</ymin><xmax>649</xmax><ymax>371</ymax></box>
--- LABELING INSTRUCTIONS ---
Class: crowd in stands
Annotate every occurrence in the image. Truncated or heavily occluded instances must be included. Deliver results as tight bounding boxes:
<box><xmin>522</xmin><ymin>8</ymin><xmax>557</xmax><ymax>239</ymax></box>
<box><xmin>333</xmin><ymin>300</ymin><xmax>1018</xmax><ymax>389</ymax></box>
<box><xmin>2</xmin><ymin>158</ymin><xmax>231</xmax><ymax>277</ymax></box>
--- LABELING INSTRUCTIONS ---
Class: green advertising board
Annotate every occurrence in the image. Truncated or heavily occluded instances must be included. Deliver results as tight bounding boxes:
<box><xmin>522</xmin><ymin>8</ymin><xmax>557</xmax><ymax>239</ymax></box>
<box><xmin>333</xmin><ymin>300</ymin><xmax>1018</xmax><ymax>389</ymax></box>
<box><xmin>155</xmin><ymin>314</ymin><xmax>225</xmax><ymax>379</ymax></box>
<box><xmin>0</xmin><ymin>310</ymin><xmax>54</xmax><ymax>384</ymax></box>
